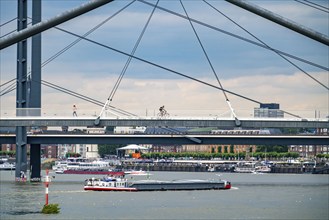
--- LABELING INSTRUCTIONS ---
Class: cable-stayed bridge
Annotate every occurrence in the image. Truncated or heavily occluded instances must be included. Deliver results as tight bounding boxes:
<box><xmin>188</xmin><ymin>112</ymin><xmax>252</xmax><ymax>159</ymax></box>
<box><xmin>0</xmin><ymin>0</ymin><xmax>328</xmax><ymax>181</ymax></box>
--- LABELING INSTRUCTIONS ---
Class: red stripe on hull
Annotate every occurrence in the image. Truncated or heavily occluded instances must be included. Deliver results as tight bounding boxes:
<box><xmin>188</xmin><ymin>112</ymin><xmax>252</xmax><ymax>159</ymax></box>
<box><xmin>84</xmin><ymin>187</ymin><xmax>137</xmax><ymax>192</ymax></box>
<box><xmin>225</xmin><ymin>184</ymin><xmax>231</xmax><ymax>189</ymax></box>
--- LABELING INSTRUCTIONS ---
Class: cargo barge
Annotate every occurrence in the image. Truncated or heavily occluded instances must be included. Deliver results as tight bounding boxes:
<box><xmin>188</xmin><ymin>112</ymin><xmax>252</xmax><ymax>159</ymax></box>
<box><xmin>84</xmin><ymin>176</ymin><xmax>231</xmax><ymax>192</ymax></box>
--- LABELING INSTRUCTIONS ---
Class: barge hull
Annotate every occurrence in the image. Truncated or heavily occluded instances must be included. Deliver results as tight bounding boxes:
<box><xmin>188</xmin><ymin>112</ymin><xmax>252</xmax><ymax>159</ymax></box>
<box><xmin>129</xmin><ymin>180</ymin><xmax>231</xmax><ymax>191</ymax></box>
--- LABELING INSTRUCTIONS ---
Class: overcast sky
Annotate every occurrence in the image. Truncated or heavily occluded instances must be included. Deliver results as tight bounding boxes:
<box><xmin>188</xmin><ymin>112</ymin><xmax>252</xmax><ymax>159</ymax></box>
<box><xmin>0</xmin><ymin>0</ymin><xmax>328</xmax><ymax>118</ymax></box>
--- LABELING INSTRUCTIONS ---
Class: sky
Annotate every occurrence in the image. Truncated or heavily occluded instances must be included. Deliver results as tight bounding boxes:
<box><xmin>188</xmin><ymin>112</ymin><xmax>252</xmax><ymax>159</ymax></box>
<box><xmin>0</xmin><ymin>0</ymin><xmax>328</xmax><ymax>119</ymax></box>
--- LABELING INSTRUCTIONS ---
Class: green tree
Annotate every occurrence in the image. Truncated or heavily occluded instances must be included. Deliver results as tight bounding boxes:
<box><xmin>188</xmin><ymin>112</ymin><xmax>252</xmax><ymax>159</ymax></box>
<box><xmin>256</xmin><ymin>145</ymin><xmax>288</xmax><ymax>153</ymax></box>
<box><xmin>65</xmin><ymin>152</ymin><xmax>81</xmax><ymax>158</ymax></box>
<box><xmin>105</xmin><ymin>126</ymin><xmax>115</xmax><ymax>134</ymax></box>
<box><xmin>98</xmin><ymin>144</ymin><xmax>124</xmax><ymax>158</ymax></box>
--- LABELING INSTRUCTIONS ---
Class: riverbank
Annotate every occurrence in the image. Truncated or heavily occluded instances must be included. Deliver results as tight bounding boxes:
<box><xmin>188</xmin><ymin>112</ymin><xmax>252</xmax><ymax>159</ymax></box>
<box><xmin>117</xmin><ymin>163</ymin><xmax>329</xmax><ymax>174</ymax></box>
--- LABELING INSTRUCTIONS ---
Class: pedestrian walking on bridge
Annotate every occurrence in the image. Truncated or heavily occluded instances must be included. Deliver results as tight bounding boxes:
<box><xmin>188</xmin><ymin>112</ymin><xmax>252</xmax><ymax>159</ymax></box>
<box><xmin>73</xmin><ymin>104</ymin><xmax>78</xmax><ymax>117</ymax></box>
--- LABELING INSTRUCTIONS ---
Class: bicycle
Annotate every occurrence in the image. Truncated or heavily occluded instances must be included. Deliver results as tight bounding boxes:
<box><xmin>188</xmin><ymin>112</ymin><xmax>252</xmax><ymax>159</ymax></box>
<box><xmin>157</xmin><ymin>108</ymin><xmax>170</xmax><ymax>119</ymax></box>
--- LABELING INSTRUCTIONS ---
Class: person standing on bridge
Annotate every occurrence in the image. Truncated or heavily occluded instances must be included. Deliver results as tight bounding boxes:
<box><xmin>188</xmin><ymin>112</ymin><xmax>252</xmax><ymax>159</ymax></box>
<box><xmin>73</xmin><ymin>104</ymin><xmax>77</xmax><ymax>117</ymax></box>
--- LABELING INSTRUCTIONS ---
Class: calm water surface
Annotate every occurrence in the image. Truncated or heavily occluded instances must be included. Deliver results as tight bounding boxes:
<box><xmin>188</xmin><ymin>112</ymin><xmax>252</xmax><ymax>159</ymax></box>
<box><xmin>0</xmin><ymin>171</ymin><xmax>328</xmax><ymax>220</ymax></box>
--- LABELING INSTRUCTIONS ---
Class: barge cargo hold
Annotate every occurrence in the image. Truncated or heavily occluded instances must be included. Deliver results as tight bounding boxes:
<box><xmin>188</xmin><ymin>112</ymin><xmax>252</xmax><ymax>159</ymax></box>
<box><xmin>129</xmin><ymin>179</ymin><xmax>231</xmax><ymax>191</ymax></box>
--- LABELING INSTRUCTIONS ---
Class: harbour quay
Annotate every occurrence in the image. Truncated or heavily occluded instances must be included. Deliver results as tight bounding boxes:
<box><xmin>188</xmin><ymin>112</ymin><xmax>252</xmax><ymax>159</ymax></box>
<box><xmin>117</xmin><ymin>159</ymin><xmax>329</xmax><ymax>174</ymax></box>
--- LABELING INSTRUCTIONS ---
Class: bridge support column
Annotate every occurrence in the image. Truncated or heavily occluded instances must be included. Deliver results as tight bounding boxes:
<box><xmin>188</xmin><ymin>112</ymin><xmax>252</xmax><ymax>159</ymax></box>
<box><xmin>29</xmin><ymin>0</ymin><xmax>42</xmax><ymax>182</ymax></box>
<box><xmin>15</xmin><ymin>127</ymin><xmax>27</xmax><ymax>181</ymax></box>
<box><xmin>15</xmin><ymin>0</ymin><xmax>28</xmax><ymax>181</ymax></box>
<box><xmin>30</xmin><ymin>144</ymin><xmax>41</xmax><ymax>181</ymax></box>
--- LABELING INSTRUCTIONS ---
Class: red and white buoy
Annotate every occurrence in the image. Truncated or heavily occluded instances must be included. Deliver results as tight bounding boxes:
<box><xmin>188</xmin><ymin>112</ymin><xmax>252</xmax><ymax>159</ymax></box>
<box><xmin>43</xmin><ymin>169</ymin><xmax>51</xmax><ymax>205</ymax></box>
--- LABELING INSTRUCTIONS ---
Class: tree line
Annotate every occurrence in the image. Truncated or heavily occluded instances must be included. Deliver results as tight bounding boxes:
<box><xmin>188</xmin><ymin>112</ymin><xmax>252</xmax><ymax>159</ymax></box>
<box><xmin>141</xmin><ymin>152</ymin><xmax>300</xmax><ymax>160</ymax></box>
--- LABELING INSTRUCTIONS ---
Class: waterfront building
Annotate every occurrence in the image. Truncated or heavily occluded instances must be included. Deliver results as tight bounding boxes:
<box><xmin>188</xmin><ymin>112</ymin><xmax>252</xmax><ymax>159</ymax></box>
<box><xmin>254</xmin><ymin>103</ymin><xmax>284</xmax><ymax>118</ymax></box>
<box><xmin>57</xmin><ymin>144</ymin><xmax>75</xmax><ymax>158</ymax></box>
<box><xmin>289</xmin><ymin>145</ymin><xmax>329</xmax><ymax>157</ymax></box>
<box><xmin>181</xmin><ymin>144</ymin><xmax>256</xmax><ymax>155</ymax></box>
<box><xmin>1</xmin><ymin>144</ymin><xmax>16</xmax><ymax>152</ymax></box>
<box><xmin>85</xmin><ymin>144</ymin><xmax>99</xmax><ymax>158</ymax></box>
<box><xmin>151</xmin><ymin>145</ymin><xmax>181</xmax><ymax>153</ymax></box>
<box><xmin>41</xmin><ymin>145</ymin><xmax>58</xmax><ymax>158</ymax></box>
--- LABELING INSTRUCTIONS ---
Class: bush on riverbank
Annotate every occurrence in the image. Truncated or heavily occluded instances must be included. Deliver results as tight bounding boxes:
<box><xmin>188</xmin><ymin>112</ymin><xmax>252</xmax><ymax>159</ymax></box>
<box><xmin>316</xmin><ymin>154</ymin><xmax>329</xmax><ymax>159</ymax></box>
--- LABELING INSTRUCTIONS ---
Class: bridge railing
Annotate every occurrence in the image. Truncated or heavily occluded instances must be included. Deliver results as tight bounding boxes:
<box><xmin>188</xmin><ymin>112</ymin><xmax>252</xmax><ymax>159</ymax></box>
<box><xmin>1</xmin><ymin>108</ymin><xmax>328</xmax><ymax>120</ymax></box>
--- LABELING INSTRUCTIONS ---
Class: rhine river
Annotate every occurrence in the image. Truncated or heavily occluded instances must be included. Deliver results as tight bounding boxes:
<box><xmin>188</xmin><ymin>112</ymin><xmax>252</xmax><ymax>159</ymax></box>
<box><xmin>0</xmin><ymin>171</ymin><xmax>328</xmax><ymax>220</ymax></box>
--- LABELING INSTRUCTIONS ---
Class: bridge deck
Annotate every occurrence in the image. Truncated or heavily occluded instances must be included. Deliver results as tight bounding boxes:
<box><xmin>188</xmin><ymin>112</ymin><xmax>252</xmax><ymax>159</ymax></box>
<box><xmin>1</xmin><ymin>117</ymin><xmax>328</xmax><ymax>128</ymax></box>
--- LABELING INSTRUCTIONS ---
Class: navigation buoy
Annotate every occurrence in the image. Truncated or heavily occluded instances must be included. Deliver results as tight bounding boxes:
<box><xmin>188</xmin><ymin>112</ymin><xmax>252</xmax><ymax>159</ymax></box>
<box><xmin>41</xmin><ymin>169</ymin><xmax>60</xmax><ymax>214</ymax></box>
<box><xmin>43</xmin><ymin>169</ymin><xmax>51</xmax><ymax>205</ymax></box>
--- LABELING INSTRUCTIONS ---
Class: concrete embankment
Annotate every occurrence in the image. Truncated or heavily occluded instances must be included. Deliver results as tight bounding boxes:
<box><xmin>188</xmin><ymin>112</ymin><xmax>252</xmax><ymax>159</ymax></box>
<box><xmin>271</xmin><ymin>166</ymin><xmax>329</xmax><ymax>174</ymax></box>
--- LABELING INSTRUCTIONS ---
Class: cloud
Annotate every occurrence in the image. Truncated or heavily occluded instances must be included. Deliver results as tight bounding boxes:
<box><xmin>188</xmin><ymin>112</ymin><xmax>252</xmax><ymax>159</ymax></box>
<box><xmin>17</xmin><ymin>70</ymin><xmax>323</xmax><ymax>119</ymax></box>
<box><xmin>1</xmin><ymin>0</ymin><xmax>328</xmax><ymax>120</ymax></box>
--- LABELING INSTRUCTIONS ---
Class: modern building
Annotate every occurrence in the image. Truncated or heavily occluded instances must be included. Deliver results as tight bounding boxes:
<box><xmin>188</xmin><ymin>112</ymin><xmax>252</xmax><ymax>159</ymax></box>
<box><xmin>254</xmin><ymin>103</ymin><xmax>284</xmax><ymax>118</ymax></box>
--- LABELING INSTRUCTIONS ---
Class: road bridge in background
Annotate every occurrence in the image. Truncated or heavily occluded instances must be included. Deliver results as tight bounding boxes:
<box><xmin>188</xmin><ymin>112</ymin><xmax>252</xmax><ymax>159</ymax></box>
<box><xmin>0</xmin><ymin>134</ymin><xmax>328</xmax><ymax>145</ymax></box>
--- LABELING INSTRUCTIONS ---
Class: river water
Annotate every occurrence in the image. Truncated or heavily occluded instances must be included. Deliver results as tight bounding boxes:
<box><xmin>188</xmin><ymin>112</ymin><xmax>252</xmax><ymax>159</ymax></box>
<box><xmin>0</xmin><ymin>171</ymin><xmax>328</xmax><ymax>220</ymax></box>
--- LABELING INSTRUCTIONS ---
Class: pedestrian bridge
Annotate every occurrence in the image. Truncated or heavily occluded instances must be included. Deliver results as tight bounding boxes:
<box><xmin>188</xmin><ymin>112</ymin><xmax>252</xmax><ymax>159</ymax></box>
<box><xmin>1</xmin><ymin>116</ymin><xmax>328</xmax><ymax>128</ymax></box>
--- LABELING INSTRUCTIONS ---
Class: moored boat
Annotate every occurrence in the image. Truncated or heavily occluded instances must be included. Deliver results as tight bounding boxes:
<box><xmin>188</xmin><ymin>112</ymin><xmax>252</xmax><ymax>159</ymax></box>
<box><xmin>254</xmin><ymin>165</ymin><xmax>271</xmax><ymax>173</ymax></box>
<box><xmin>62</xmin><ymin>169</ymin><xmax>124</xmax><ymax>176</ymax></box>
<box><xmin>0</xmin><ymin>163</ymin><xmax>15</xmax><ymax>170</ymax></box>
<box><xmin>124</xmin><ymin>169</ymin><xmax>150</xmax><ymax>176</ymax></box>
<box><xmin>53</xmin><ymin>157</ymin><xmax>124</xmax><ymax>176</ymax></box>
<box><xmin>234</xmin><ymin>167</ymin><xmax>255</xmax><ymax>173</ymax></box>
<box><xmin>0</xmin><ymin>160</ymin><xmax>15</xmax><ymax>170</ymax></box>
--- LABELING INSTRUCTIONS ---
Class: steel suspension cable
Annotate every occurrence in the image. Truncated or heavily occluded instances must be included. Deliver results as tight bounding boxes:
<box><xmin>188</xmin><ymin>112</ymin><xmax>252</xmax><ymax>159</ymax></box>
<box><xmin>108</xmin><ymin>0</ymin><xmax>159</xmax><ymax>103</ymax></box>
<box><xmin>2</xmin><ymin>0</ymin><xmax>134</xmax><ymax>81</ymax></box>
<box><xmin>294</xmin><ymin>0</ymin><xmax>329</xmax><ymax>13</ymax></box>
<box><xmin>137</xmin><ymin>0</ymin><xmax>328</xmax><ymax>72</ymax></box>
<box><xmin>0</xmin><ymin>78</ymin><xmax>15</xmax><ymax>88</ymax></box>
<box><xmin>0</xmin><ymin>17</ymin><xmax>17</xmax><ymax>27</ymax></box>
<box><xmin>0</xmin><ymin>78</ymin><xmax>16</xmax><ymax>96</ymax></box>
<box><xmin>41</xmin><ymin>0</ymin><xmax>136</xmax><ymax>68</ymax></box>
<box><xmin>96</xmin><ymin>0</ymin><xmax>160</xmax><ymax>122</ymax></box>
<box><xmin>0</xmin><ymin>3</ymin><xmax>306</xmax><ymax>118</ymax></box>
<box><xmin>1</xmin><ymin>30</ymin><xmax>17</xmax><ymax>39</ymax></box>
<box><xmin>204</xmin><ymin>0</ymin><xmax>328</xmax><ymax>90</ymax></box>
<box><xmin>0</xmin><ymin>83</ymin><xmax>15</xmax><ymax>96</ymax></box>
<box><xmin>57</xmin><ymin>26</ymin><xmax>260</xmax><ymax>101</ymax></box>
<box><xmin>179</xmin><ymin>0</ymin><xmax>239</xmax><ymax>122</ymax></box>
<box><xmin>40</xmin><ymin>80</ymin><xmax>138</xmax><ymax>117</ymax></box>
<box><xmin>0</xmin><ymin>77</ymin><xmax>137</xmax><ymax>116</ymax></box>
<box><xmin>0</xmin><ymin>1</ymin><xmax>138</xmax><ymax>116</ymax></box>
<box><xmin>1</xmin><ymin>21</ymin><xmax>32</xmax><ymax>38</ymax></box>
<box><xmin>303</xmin><ymin>0</ymin><xmax>329</xmax><ymax>10</ymax></box>
<box><xmin>56</xmin><ymin>26</ymin><xmax>303</xmax><ymax>118</ymax></box>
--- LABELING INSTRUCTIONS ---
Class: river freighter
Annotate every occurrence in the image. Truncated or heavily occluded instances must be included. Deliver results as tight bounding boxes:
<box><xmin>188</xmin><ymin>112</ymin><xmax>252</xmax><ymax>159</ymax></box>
<box><xmin>84</xmin><ymin>176</ymin><xmax>231</xmax><ymax>191</ymax></box>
